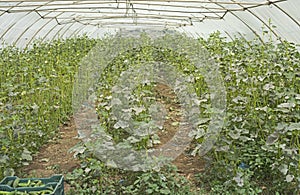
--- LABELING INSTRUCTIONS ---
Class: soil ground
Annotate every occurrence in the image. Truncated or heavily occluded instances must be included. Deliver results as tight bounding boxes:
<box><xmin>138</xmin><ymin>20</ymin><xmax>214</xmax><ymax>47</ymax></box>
<box><xmin>20</xmin><ymin>119</ymin><xmax>81</xmax><ymax>193</ymax></box>
<box><xmin>19</xmin><ymin>83</ymin><xmax>205</xmax><ymax>193</ymax></box>
<box><xmin>154</xmin><ymin>83</ymin><xmax>205</xmax><ymax>181</ymax></box>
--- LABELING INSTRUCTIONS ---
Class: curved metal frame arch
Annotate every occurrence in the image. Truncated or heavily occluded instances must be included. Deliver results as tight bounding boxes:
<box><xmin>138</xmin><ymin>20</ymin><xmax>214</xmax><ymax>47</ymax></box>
<box><xmin>0</xmin><ymin>12</ymin><xmax>32</xmax><ymax>43</ymax></box>
<box><xmin>272</xmin><ymin>3</ymin><xmax>300</xmax><ymax>32</ymax></box>
<box><xmin>66</xmin><ymin>25</ymin><xmax>83</xmax><ymax>38</ymax></box>
<box><xmin>13</xmin><ymin>11</ymin><xmax>53</xmax><ymax>46</ymax></box>
<box><xmin>51</xmin><ymin>22</ymin><xmax>73</xmax><ymax>40</ymax></box>
<box><xmin>61</xmin><ymin>23</ymin><xmax>77</xmax><ymax>37</ymax></box>
<box><xmin>69</xmin><ymin>23</ymin><xmax>93</xmax><ymax>38</ymax></box>
<box><xmin>0</xmin><ymin>0</ymin><xmax>298</xmax><ymax>46</ymax></box>
<box><xmin>207</xmin><ymin>0</ymin><xmax>264</xmax><ymax>44</ymax></box>
<box><xmin>40</xmin><ymin>16</ymin><xmax>75</xmax><ymax>43</ymax></box>
<box><xmin>25</xmin><ymin>13</ymin><xmax>63</xmax><ymax>48</ymax></box>
<box><xmin>3</xmin><ymin>1</ymin><xmax>49</xmax><ymax>47</ymax></box>
<box><xmin>231</xmin><ymin>1</ymin><xmax>283</xmax><ymax>43</ymax></box>
<box><xmin>40</xmin><ymin>21</ymin><xmax>62</xmax><ymax>43</ymax></box>
<box><xmin>244</xmin><ymin>9</ymin><xmax>282</xmax><ymax>43</ymax></box>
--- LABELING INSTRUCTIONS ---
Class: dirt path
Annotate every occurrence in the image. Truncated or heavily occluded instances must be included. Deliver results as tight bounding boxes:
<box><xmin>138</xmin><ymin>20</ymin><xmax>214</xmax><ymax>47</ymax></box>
<box><xmin>154</xmin><ymin>83</ymin><xmax>205</xmax><ymax>181</ymax></box>
<box><xmin>19</xmin><ymin>118</ymin><xmax>80</xmax><ymax>193</ymax></box>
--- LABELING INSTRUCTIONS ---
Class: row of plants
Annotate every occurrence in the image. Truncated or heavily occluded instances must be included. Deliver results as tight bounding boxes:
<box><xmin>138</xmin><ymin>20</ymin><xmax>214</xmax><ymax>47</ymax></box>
<box><xmin>67</xmin><ymin>34</ymin><xmax>208</xmax><ymax>194</ymax></box>
<box><xmin>69</xmin><ymin>32</ymin><xmax>299</xmax><ymax>194</ymax></box>
<box><xmin>94</xmin><ymin>39</ymin><xmax>209</xmax><ymax>153</ymax></box>
<box><xmin>1</xmin><ymin>31</ymin><xmax>299</xmax><ymax>194</ymax></box>
<box><xmin>66</xmin><ymin>149</ymin><xmax>200</xmax><ymax>195</ymax></box>
<box><xmin>196</xmin><ymin>32</ymin><xmax>300</xmax><ymax>194</ymax></box>
<box><xmin>0</xmin><ymin>36</ymin><xmax>97</xmax><ymax>178</ymax></box>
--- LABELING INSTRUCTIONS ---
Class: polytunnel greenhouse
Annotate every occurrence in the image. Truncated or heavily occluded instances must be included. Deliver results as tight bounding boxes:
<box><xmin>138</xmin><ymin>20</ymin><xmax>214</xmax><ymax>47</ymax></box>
<box><xmin>0</xmin><ymin>0</ymin><xmax>299</xmax><ymax>194</ymax></box>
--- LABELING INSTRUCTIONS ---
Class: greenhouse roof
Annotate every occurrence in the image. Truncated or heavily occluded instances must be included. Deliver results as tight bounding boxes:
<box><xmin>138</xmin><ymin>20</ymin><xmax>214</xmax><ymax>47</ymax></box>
<box><xmin>0</xmin><ymin>0</ymin><xmax>299</xmax><ymax>47</ymax></box>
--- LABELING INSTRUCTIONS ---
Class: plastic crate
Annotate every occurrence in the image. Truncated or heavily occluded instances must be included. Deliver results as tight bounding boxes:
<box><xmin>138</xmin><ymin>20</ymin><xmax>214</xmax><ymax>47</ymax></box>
<box><xmin>0</xmin><ymin>174</ymin><xmax>64</xmax><ymax>195</ymax></box>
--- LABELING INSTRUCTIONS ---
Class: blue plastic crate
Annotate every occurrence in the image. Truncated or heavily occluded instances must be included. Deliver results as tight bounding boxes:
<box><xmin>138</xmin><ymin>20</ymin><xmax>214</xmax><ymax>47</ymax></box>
<box><xmin>0</xmin><ymin>174</ymin><xmax>64</xmax><ymax>195</ymax></box>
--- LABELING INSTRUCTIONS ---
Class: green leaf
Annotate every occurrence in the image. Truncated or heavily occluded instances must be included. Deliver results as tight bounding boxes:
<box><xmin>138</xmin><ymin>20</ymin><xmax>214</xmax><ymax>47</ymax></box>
<box><xmin>146</xmin><ymin>189</ymin><xmax>153</xmax><ymax>193</ymax></box>
<box><xmin>286</xmin><ymin>122</ymin><xmax>300</xmax><ymax>131</ymax></box>
<box><xmin>279</xmin><ymin>164</ymin><xmax>288</xmax><ymax>175</ymax></box>
<box><xmin>277</xmin><ymin>102</ymin><xmax>295</xmax><ymax>109</ymax></box>
<box><xmin>21</xmin><ymin>148</ymin><xmax>32</xmax><ymax>161</ymax></box>
<box><xmin>286</xmin><ymin>174</ymin><xmax>294</xmax><ymax>182</ymax></box>
<box><xmin>160</xmin><ymin>189</ymin><xmax>171</xmax><ymax>194</ymax></box>
<box><xmin>266</xmin><ymin>131</ymin><xmax>279</xmax><ymax>145</ymax></box>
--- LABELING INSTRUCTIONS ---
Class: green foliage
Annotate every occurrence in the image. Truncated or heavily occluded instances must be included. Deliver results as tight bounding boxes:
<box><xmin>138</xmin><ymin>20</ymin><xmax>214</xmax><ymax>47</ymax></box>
<box><xmin>95</xmin><ymin>38</ymin><xmax>209</xmax><ymax>150</ymax></box>
<box><xmin>1</xmin><ymin>32</ymin><xmax>299</xmax><ymax>194</ymax></box>
<box><xmin>196</xmin><ymin>32</ymin><xmax>300</xmax><ymax>194</ymax></box>
<box><xmin>93</xmin><ymin>32</ymin><xmax>299</xmax><ymax>193</ymax></box>
<box><xmin>66</xmin><ymin>151</ymin><xmax>199</xmax><ymax>195</ymax></box>
<box><xmin>120</xmin><ymin>165</ymin><xmax>196</xmax><ymax>195</ymax></box>
<box><xmin>0</xmin><ymin>36</ymin><xmax>97</xmax><ymax>178</ymax></box>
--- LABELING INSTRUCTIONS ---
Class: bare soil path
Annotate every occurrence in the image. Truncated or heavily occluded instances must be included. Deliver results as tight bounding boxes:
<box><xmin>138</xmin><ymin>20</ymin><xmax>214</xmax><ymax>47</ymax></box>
<box><xmin>19</xmin><ymin>118</ymin><xmax>80</xmax><ymax>193</ymax></box>
<box><xmin>154</xmin><ymin>83</ymin><xmax>205</xmax><ymax>181</ymax></box>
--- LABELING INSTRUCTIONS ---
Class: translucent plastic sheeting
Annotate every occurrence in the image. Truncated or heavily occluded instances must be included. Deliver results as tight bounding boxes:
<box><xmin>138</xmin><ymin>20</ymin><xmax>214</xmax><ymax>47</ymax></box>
<box><xmin>182</xmin><ymin>0</ymin><xmax>300</xmax><ymax>44</ymax></box>
<box><xmin>0</xmin><ymin>0</ymin><xmax>299</xmax><ymax>48</ymax></box>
